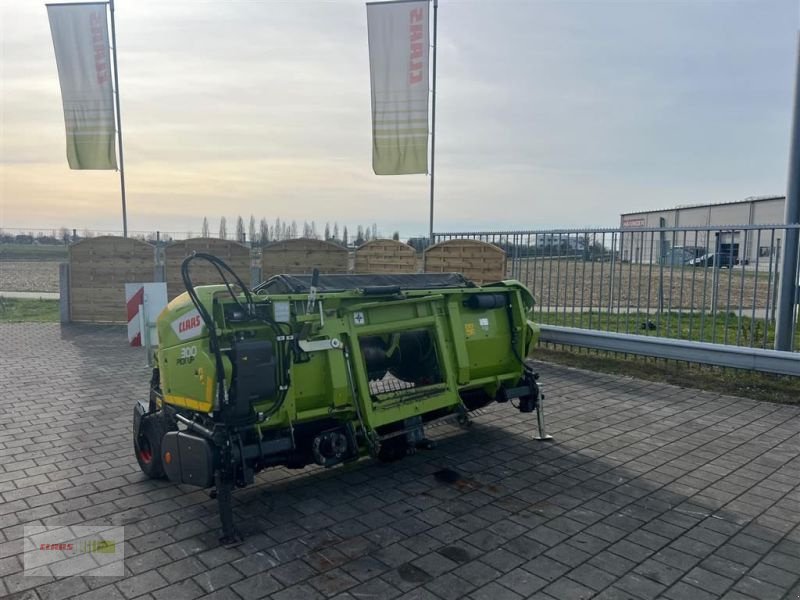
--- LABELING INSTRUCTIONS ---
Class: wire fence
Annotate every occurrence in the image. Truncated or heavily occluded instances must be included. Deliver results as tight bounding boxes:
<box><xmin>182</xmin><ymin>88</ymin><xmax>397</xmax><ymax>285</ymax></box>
<box><xmin>436</xmin><ymin>225</ymin><xmax>800</xmax><ymax>352</ymax></box>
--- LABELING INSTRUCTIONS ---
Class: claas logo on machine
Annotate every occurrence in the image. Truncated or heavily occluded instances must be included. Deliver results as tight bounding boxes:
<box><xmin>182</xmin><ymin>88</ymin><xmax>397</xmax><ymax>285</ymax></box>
<box><xmin>171</xmin><ymin>308</ymin><xmax>204</xmax><ymax>341</ymax></box>
<box><xmin>179</xmin><ymin>315</ymin><xmax>201</xmax><ymax>333</ymax></box>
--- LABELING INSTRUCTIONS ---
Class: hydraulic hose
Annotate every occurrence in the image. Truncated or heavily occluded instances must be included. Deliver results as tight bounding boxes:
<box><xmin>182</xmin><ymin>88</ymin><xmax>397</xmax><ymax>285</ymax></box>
<box><xmin>180</xmin><ymin>252</ymin><xmax>293</xmax><ymax>416</ymax></box>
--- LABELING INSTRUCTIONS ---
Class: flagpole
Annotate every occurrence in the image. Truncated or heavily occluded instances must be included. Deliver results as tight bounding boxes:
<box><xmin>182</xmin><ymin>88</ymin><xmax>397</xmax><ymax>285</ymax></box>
<box><xmin>108</xmin><ymin>0</ymin><xmax>127</xmax><ymax>237</ymax></box>
<box><xmin>428</xmin><ymin>0</ymin><xmax>438</xmax><ymax>244</ymax></box>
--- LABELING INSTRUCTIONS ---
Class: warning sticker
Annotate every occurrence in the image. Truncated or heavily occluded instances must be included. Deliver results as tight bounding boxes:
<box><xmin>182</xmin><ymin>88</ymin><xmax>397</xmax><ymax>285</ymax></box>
<box><xmin>479</xmin><ymin>317</ymin><xmax>490</xmax><ymax>331</ymax></box>
<box><xmin>273</xmin><ymin>301</ymin><xmax>291</xmax><ymax>323</ymax></box>
<box><xmin>353</xmin><ymin>311</ymin><xmax>366</xmax><ymax>326</ymax></box>
<box><xmin>464</xmin><ymin>323</ymin><xmax>475</xmax><ymax>337</ymax></box>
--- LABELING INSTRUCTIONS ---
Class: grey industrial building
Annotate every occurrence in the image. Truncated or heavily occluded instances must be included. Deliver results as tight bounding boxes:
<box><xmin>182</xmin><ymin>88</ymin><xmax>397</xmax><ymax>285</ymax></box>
<box><xmin>619</xmin><ymin>195</ymin><xmax>786</xmax><ymax>264</ymax></box>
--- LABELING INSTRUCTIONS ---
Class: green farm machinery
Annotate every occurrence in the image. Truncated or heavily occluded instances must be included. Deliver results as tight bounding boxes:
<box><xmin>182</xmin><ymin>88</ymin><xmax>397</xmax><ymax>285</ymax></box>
<box><xmin>133</xmin><ymin>254</ymin><xmax>550</xmax><ymax>542</ymax></box>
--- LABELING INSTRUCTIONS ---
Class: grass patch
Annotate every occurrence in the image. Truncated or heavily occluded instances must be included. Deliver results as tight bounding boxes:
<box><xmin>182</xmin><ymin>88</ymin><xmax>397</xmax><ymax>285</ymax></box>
<box><xmin>534</xmin><ymin>345</ymin><xmax>799</xmax><ymax>404</ymax></box>
<box><xmin>0</xmin><ymin>244</ymin><xmax>68</xmax><ymax>261</ymax></box>
<box><xmin>0</xmin><ymin>298</ymin><xmax>60</xmax><ymax>322</ymax></box>
<box><xmin>535</xmin><ymin>310</ymin><xmax>800</xmax><ymax>349</ymax></box>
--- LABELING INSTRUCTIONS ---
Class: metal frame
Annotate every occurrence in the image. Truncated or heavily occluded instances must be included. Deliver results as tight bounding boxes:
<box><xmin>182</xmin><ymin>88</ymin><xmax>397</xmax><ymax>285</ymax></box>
<box><xmin>429</xmin><ymin>0</ymin><xmax>438</xmax><ymax>242</ymax></box>
<box><xmin>776</xmin><ymin>33</ymin><xmax>800</xmax><ymax>351</ymax></box>
<box><xmin>539</xmin><ymin>325</ymin><xmax>800</xmax><ymax>376</ymax></box>
<box><xmin>108</xmin><ymin>0</ymin><xmax>127</xmax><ymax>237</ymax></box>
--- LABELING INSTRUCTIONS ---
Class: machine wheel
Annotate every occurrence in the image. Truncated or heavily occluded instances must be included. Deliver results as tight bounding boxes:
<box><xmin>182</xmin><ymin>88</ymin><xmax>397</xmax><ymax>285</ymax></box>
<box><xmin>135</xmin><ymin>413</ymin><xmax>171</xmax><ymax>479</ymax></box>
<box><xmin>377</xmin><ymin>436</ymin><xmax>408</xmax><ymax>462</ymax></box>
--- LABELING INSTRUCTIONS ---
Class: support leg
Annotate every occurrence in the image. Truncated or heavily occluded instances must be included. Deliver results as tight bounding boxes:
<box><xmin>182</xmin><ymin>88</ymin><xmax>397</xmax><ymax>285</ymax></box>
<box><xmin>534</xmin><ymin>392</ymin><xmax>554</xmax><ymax>442</ymax></box>
<box><xmin>405</xmin><ymin>416</ymin><xmax>436</xmax><ymax>451</ymax></box>
<box><xmin>215</xmin><ymin>471</ymin><xmax>240</xmax><ymax>545</ymax></box>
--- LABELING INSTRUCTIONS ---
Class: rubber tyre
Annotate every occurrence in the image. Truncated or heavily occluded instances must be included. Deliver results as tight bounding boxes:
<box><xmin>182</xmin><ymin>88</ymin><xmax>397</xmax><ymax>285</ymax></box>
<box><xmin>135</xmin><ymin>413</ymin><xmax>170</xmax><ymax>479</ymax></box>
<box><xmin>377</xmin><ymin>436</ymin><xmax>408</xmax><ymax>463</ymax></box>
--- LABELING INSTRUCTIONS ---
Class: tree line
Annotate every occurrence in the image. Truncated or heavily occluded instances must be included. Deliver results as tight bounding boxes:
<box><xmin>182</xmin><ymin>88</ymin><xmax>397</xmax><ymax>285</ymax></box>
<box><xmin>202</xmin><ymin>216</ymin><xmax>400</xmax><ymax>247</ymax></box>
<box><xmin>0</xmin><ymin>219</ymin><xmax>404</xmax><ymax>247</ymax></box>
<box><xmin>0</xmin><ymin>228</ymin><xmax>72</xmax><ymax>245</ymax></box>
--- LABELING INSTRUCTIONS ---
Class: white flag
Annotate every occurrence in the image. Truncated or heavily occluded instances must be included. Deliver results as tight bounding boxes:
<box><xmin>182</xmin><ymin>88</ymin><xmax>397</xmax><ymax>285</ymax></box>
<box><xmin>367</xmin><ymin>0</ymin><xmax>429</xmax><ymax>175</ymax></box>
<box><xmin>47</xmin><ymin>3</ymin><xmax>117</xmax><ymax>170</ymax></box>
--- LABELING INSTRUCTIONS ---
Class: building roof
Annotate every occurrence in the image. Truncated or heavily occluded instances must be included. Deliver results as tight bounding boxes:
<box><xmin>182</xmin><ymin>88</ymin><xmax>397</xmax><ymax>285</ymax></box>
<box><xmin>620</xmin><ymin>195</ymin><xmax>785</xmax><ymax>217</ymax></box>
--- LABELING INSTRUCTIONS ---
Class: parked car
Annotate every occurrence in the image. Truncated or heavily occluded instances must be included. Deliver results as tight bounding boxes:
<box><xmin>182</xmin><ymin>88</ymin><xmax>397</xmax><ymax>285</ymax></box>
<box><xmin>662</xmin><ymin>248</ymin><xmax>696</xmax><ymax>265</ymax></box>
<box><xmin>688</xmin><ymin>252</ymin><xmax>736</xmax><ymax>268</ymax></box>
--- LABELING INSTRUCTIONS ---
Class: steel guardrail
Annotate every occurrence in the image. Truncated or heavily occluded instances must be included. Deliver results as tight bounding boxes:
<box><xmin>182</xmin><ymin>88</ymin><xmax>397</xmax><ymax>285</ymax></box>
<box><xmin>539</xmin><ymin>324</ymin><xmax>800</xmax><ymax>376</ymax></box>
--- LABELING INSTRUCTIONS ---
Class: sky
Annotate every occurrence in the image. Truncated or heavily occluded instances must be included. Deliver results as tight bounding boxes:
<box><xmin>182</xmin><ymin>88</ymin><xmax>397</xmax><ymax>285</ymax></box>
<box><xmin>0</xmin><ymin>0</ymin><xmax>798</xmax><ymax>238</ymax></box>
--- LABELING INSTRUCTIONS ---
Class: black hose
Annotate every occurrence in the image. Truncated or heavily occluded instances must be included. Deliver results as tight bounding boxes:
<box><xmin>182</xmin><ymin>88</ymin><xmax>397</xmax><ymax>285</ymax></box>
<box><xmin>189</xmin><ymin>252</ymin><xmax>254</xmax><ymax>315</ymax></box>
<box><xmin>181</xmin><ymin>254</ymin><xmax>228</xmax><ymax>407</ymax></box>
<box><xmin>180</xmin><ymin>252</ymin><xmax>294</xmax><ymax>417</ymax></box>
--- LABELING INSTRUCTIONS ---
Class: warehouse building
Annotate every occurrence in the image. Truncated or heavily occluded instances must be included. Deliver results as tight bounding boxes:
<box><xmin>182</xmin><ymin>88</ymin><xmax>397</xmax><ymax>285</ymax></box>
<box><xmin>619</xmin><ymin>195</ymin><xmax>786</xmax><ymax>264</ymax></box>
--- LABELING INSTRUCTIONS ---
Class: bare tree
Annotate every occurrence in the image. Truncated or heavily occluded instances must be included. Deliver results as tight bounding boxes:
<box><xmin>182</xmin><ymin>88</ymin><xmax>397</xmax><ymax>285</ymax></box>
<box><xmin>392</xmin><ymin>231</ymin><xmax>400</xmax><ymax>241</ymax></box>
<box><xmin>259</xmin><ymin>218</ymin><xmax>269</xmax><ymax>245</ymax></box>
<box><xmin>333</xmin><ymin>222</ymin><xmax>339</xmax><ymax>242</ymax></box>
<box><xmin>342</xmin><ymin>226</ymin><xmax>349</xmax><ymax>247</ymax></box>
<box><xmin>303</xmin><ymin>221</ymin><xmax>312</xmax><ymax>238</ymax></box>
<box><xmin>290</xmin><ymin>221</ymin><xmax>298</xmax><ymax>239</ymax></box>
<box><xmin>248</xmin><ymin>215</ymin><xmax>256</xmax><ymax>244</ymax></box>
<box><xmin>324</xmin><ymin>222</ymin><xmax>331</xmax><ymax>241</ymax></box>
<box><xmin>219</xmin><ymin>216</ymin><xmax>227</xmax><ymax>239</ymax></box>
<box><xmin>235</xmin><ymin>216</ymin><xmax>245</xmax><ymax>242</ymax></box>
<box><xmin>201</xmin><ymin>217</ymin><xmax>209</xmax><ymax>237</ymax></box>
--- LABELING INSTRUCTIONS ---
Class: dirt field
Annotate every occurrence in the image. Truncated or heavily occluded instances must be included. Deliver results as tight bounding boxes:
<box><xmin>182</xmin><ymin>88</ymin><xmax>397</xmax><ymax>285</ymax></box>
<box><xmin>0</xmin><ymin>260</ymin><xmax>60</xmax><ymax>292</ymax></box>
<box><xmin>509</xmin><ymin>258</ymin><xmax>779</xmax><ymax>311</ymax></box>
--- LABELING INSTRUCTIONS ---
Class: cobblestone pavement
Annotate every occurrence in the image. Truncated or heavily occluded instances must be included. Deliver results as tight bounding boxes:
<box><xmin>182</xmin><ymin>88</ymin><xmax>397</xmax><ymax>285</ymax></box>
<box><xmin>2</xmin><ymin>323</ymin><xmax>799</xmax><ymax>600</ymax></box>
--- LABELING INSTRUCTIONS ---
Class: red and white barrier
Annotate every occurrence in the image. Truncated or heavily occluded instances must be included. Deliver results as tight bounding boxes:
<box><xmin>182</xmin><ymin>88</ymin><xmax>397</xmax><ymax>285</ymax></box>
<box><xmin>124</xmin><ymin>283</ymin><xmax>168</xmax><ymax>347</ymax></box>
<box><xmin>126</xmin><ymin>285</ymin><xmax>145</xmax><ymax>346</ymax></box>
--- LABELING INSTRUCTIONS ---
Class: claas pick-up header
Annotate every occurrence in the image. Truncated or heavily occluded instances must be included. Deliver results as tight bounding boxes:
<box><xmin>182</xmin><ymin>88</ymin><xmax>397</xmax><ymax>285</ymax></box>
<box><xmin>133</xmin><ymin>254</ymin><xmax>551</xmax><ymax>542</ymax></box>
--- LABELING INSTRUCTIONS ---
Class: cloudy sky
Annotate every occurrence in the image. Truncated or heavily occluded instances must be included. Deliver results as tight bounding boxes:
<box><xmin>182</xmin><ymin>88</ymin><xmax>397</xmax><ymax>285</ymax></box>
<box><xmin>0</xmin><ymin>0</ymin><xmax>797</xmax><ymax>237</ymax></box>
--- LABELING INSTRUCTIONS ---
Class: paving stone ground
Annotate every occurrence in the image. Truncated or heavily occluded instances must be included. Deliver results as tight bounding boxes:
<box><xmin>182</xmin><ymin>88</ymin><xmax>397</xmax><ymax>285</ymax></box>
<box><xmin>1</xmin><ymin>323</ymin><xmax>799</xmax><ymax>600</ymax></box>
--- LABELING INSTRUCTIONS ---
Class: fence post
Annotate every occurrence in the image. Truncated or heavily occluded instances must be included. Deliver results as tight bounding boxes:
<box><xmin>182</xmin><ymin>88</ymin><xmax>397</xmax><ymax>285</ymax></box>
<box><xmin>711</xmin><ymin>263</ymin><xmax>720</xmax><ymax>315</ymax></box>
<box><xmin>776</xmin><ymin>34</ymin><xmax>800</xmax><ymax>350</ymax></box>
<box><xmin>153</xmin><ymin>245</ymin><xmax>165</xmax><ymax>282</ymax></box>
<box><xmin>658</xmin><ymin>220</ymin><xmax>666</xmax><ymax>313</ymax></box>
<box><xmin>59</xmin><ymin>262</ymin><xmax>70</xmax><ymax>323</ymax></box>
<box><xmin>609</xmin><ymin>232</ymin><xmax>616</xmax><ymax>312</ymax></box>
<box><xmin>251</xmin><ymin>266</ymin><xmax>262</xmax><ymax>288</ymax></box>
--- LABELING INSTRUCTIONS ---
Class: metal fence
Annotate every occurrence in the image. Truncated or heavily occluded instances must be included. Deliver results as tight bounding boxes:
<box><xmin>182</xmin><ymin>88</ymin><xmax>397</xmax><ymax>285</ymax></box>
<box><xmin>436</xmin><ymin>225</ymin><xmax>800</xmax><ymax>354</ymax></box>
